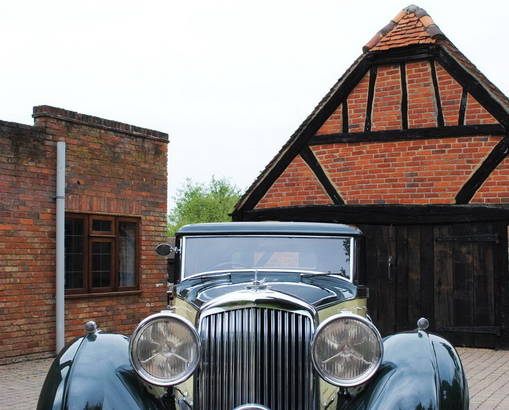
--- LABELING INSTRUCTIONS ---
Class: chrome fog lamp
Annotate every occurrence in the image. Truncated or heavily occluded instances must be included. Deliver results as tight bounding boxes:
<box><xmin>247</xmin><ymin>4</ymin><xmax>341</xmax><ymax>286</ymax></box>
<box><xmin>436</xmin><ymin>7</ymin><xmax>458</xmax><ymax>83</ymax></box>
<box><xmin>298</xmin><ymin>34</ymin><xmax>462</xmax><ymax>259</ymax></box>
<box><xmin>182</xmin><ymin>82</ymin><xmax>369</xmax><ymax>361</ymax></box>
<box><xmin>130</xmin><ymin>312</ymin><xmax>200</xmax><ymax>386</ymax></box>
<box><xmin>311</xmin><ymin>314</ymin><xmax>383</xmax><ymax>387</ymax></box>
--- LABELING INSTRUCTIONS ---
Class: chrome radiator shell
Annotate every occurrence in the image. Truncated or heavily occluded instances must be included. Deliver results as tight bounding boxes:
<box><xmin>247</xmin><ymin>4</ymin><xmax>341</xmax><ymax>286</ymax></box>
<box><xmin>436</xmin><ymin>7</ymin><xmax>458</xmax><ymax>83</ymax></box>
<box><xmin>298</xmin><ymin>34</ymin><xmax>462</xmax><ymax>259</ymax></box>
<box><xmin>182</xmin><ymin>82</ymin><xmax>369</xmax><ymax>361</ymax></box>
<box><xmin>196</xmin><ymin>304</ymin><xmax>315</xmax><ymax>410</ymax></box>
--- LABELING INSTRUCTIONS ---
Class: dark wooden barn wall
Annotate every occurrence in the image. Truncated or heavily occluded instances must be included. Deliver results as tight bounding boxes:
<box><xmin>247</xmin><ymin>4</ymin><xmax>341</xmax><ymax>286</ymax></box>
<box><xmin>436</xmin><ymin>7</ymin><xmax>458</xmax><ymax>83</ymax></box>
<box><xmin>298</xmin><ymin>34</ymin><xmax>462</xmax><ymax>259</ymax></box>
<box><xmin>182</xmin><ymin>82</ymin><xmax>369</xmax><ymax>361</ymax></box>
<box><xmin>360</xmin><ymin>222</ymin><xmax>508</xmax><ymax>348</ymax></box>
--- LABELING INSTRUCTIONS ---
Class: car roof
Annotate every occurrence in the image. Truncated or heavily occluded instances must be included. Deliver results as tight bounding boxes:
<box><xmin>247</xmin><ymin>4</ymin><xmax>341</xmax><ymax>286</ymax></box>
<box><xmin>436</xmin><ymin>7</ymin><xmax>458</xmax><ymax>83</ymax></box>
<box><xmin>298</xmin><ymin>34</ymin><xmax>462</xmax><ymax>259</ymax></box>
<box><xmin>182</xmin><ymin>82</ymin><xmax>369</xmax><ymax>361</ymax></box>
<box><xmin>176</xmin><ymin>221</ymin><xmax>362</xmax><ymax>236</ymax></box>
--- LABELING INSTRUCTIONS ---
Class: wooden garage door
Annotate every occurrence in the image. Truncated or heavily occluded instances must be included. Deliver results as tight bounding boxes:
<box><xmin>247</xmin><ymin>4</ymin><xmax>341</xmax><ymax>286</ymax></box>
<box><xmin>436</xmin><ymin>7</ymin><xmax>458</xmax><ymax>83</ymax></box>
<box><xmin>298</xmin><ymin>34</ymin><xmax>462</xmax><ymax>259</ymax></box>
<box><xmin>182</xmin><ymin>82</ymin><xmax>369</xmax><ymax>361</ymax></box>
<box><xmin>361</xmin><ymin>222</ymin><xmax>508</xmax><ymax>348</ymax></box>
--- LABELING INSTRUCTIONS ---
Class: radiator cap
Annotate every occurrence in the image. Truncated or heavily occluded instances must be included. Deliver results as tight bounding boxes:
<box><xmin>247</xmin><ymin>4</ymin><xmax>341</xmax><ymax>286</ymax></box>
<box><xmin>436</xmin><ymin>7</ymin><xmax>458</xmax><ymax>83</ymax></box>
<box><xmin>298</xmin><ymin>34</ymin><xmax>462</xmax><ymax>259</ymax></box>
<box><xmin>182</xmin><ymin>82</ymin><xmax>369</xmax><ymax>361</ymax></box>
<box><xmin>417</xmin><ymin>317</ymin><xmax>430</xmax><ymax>331</ymax></box>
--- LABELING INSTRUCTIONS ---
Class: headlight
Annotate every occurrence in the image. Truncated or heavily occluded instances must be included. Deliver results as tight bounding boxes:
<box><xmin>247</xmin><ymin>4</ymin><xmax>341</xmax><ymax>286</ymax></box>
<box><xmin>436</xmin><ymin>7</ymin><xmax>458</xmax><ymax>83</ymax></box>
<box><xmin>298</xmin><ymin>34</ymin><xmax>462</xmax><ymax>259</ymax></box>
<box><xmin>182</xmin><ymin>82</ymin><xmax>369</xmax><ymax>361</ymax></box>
<box><xmin>130</xmin><ymin>312</ymin><xmax>200</xmax><ymax>386</ymax></box>
<box><xmin>311</xmin><ymin>313</ymin><xmax>383</xmax><ymax>387</ymax></box>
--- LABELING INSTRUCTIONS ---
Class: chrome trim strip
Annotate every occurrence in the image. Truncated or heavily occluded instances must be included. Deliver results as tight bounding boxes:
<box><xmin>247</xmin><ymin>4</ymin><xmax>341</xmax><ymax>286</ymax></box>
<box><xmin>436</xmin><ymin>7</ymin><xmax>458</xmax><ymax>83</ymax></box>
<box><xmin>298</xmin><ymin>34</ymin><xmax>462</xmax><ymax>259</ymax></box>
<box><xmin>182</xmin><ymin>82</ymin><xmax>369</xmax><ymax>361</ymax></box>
<box><xmin>183</xmin><ymin>268</ymin><xmax>352</xmax><ymax>281</ymax></box>
<box><xmin>197</xmin><ymin>289</ymin><xmax>317</xmax><ymax>325</ymax></box>
<box><xmin>180</xmin><ymin>235</ymin><xmax>187</xmax><ymax>280</ymax></box>
<box><xmin>350</xmin><ymin>236</ymin><xmax>354</xmax><ymax>280</ymax></box>
<box><xmin>184</xmin><ymin>234</ymin><xmax>354</xmax><ymax>239</ymax></box>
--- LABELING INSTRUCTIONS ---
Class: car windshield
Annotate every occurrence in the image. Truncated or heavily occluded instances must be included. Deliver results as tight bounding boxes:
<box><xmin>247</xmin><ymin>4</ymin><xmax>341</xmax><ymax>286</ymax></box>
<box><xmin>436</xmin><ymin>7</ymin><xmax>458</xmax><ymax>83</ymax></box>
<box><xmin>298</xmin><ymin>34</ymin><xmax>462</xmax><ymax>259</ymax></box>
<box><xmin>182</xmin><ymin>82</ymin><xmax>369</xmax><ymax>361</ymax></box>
<box><xmin>182</xmin><ymin>235</ymin><xmax>353</xmax><ymax>279</ymax></box>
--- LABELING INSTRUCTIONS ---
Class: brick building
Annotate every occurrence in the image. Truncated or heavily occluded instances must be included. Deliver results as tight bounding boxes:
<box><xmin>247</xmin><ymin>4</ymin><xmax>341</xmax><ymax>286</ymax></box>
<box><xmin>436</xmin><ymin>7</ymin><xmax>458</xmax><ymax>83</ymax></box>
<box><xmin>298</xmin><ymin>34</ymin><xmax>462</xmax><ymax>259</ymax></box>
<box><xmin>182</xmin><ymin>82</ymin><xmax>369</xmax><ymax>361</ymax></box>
<box><xmin>233</xmin><ymin>6</ymin><xmax>509</xmax><ymax>348</ymax></box>
<box><xmin>0</xmin><ymin>106</ymin><xmax>168</xmax><ymax>363</ymax></box>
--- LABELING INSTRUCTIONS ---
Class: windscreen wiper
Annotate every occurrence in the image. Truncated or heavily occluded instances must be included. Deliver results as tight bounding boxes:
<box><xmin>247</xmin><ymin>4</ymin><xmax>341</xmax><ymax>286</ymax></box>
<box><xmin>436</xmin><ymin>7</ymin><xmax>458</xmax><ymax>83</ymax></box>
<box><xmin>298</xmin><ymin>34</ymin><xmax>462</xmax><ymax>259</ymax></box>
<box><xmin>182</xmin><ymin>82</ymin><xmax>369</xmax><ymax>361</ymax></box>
<box><xmin>184</xmin><ymin>272</ymin><xmax>232</xmax><ymax>282</ymax></box>
<box><xmin>300</xmin><ymin>272</ymin><xmax>349</xmax><ymax>279</ymax></box>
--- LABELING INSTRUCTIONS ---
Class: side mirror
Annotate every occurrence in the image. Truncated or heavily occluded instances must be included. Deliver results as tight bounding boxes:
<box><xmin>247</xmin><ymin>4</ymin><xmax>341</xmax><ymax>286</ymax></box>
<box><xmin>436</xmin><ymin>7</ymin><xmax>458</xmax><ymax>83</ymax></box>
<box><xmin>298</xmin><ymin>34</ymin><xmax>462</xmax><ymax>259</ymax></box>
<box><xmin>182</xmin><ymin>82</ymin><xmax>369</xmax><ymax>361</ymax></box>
<box><xmin>155</xmin><ymin>243</ymin><xmax>179</xmax><ymax>284</ymax></box>
<box><xmin>155</xmin><ymin>243</ymin><xmax>175</xmax><ymax>256</ymax></box>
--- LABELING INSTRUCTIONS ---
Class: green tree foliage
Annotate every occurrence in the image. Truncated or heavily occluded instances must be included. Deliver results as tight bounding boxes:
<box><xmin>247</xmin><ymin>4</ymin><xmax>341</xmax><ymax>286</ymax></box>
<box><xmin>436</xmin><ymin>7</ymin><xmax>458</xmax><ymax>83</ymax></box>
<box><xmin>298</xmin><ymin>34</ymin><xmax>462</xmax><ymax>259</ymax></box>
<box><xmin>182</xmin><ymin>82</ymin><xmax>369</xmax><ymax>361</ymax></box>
<box><xmin>168</xmin><ymin>177</ymin><xmax>242</xmax><ymax>236</ymax></box>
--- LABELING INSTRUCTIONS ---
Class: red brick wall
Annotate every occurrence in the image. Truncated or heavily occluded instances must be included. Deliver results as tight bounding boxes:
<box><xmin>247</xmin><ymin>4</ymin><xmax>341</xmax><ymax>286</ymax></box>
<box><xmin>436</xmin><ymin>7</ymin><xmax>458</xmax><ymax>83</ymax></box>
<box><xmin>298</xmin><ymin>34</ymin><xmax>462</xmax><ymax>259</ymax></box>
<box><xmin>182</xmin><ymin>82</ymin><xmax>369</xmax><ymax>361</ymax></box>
<box><xmin>256</xmin><ymin>60</ymin><xmax>507</xmax><ymax>210</ymax></box>
<box><xmin>471</xmin><ymin>156</ymin><xmax>509</xmax><ymax>203</ymax></box>
<box><xmin>406</xmin><ymin>61</ymin><xmax>437</xmax><ymax>128</ymax></box>
<box><xmin>314</xmin><ymin>58</ymin><xmax>503</xmax><ymax>138</ymax></box>
<box><xmin>465</xmin><ymin>94</ymin><xmax>498</xmax><ymax>125</ymax></box>
<box><xmin>0</xmin><ymin>106</ymin><xmax>168</xmax><ymax>362</ymax></box>
<box><xmin>311</xmin><ymin>137</ymin><xmax>498</xmax><ymax>204</ymax></box>
<box><xmin>256</xmin><ymin>155</ymin><xmax>331</xmax><ymax>209</ymax></box>
<box><xmin>315</xmin><ymin>61</ymin><xmax>499</xmax><ymax>135</ymax></box>
<box><xmin>347</xmin><ymin>72</ymin><xmax>370</xmax><ymax>132</ymax></box>
<box><xmin>371</xmin><ymin>65</ymin><xmax>402</xmax><ymax>131</ymax></box>
<box><xmin>316</xmin><ymin>105</ymin><xmax>342</xmax><ymax>135</ymax></box>
<box><xmin>0</xmin><ymin>121</ymin><xmax>57</xmax><ymax>362</ymax></box>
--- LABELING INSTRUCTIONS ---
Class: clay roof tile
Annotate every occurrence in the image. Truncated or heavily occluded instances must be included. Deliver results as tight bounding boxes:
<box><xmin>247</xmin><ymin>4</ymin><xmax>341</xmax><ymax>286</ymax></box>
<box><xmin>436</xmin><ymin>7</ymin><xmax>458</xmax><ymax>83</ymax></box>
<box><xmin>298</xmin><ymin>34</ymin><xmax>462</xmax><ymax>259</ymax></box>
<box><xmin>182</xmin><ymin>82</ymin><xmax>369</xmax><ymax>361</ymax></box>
<box><xmin>392</xmin><ymin>10</ymin><xmax>406</xmax><ymax>23</ymax></box>
<box><xmin>363</xmin><ymin>5</ymin><xmax>445</xmax><ymax>52</ymax></box>
<box><xmin>419</xmin><ymin>15</ymin><xmax>434</xmax><ymax>27</ymax></box>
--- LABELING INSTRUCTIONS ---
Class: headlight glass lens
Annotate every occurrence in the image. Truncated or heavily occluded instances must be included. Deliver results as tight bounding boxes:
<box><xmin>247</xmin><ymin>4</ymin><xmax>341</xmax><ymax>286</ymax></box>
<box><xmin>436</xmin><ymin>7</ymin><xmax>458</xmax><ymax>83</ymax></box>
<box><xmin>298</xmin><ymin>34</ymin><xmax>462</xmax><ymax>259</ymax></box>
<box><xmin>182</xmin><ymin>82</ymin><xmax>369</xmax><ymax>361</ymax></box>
<box><xmin>130</xmin><ymin>313</ymin><xmax>200</xmax><ymax>386</ymax></box>
<box><xmin>311</xmin><ymin>314</ymin><xmax>383</xmax><ymax>387</ymax></box>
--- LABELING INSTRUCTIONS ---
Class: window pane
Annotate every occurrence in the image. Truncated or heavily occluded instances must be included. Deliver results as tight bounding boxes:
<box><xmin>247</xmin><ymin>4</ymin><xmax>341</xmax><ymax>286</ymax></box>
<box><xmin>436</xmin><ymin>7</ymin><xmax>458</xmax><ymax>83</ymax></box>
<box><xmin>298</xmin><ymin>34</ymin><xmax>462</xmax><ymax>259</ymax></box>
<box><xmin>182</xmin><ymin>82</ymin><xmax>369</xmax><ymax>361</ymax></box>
<box><xmin>119</xmin><ymin>221</ymin><xmax>137</xmax><ymax>287</ymax></box>
<box><xmin>91</xmin><ymin>241</ymin><xmax>112</xmax><ymax>288</ymax></box>
<box><xmin>183</xmin><ymin>236</ymin><xmax>352</xmax><ymax>279</ymax></box>
<box><xmin>92</xmin><ymin>219</ymin><xmax>112</xmax><ymax>233</ymax></box>
<box><xmin>65</xmin><ymin>218</ymin><xmax>84</xmax><ymax>289</ymax></box>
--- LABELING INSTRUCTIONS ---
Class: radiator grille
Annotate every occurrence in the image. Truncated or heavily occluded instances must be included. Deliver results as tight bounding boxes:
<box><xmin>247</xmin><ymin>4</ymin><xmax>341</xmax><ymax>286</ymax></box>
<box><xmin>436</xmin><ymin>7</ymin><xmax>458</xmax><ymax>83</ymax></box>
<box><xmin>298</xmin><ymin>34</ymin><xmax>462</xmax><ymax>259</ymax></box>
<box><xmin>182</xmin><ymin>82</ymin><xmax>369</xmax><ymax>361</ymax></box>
<box><xmin>196</xmin><ymin>307</ymin><xmax>314</xmax><ymax>410</ymax></box>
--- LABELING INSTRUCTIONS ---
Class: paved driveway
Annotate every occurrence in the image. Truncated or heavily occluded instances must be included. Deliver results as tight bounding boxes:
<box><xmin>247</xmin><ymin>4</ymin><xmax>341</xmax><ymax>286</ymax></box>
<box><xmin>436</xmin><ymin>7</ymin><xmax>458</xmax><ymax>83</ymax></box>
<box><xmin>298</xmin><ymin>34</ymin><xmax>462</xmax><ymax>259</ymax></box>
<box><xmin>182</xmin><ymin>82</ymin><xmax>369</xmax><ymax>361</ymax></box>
<box><xmin>457</xmin><ymin>347</ymin><xmax>509</xmax><ymax>409</ymax></box>
<box><xmin>1</xmin><ymin>357</ymin><xmax>53</xmax><ymax>410</ymax></box>
<box><xmin>1</xmin><ymin>348</ymin><xmax>508</xmax><ymax>409</ymax></box>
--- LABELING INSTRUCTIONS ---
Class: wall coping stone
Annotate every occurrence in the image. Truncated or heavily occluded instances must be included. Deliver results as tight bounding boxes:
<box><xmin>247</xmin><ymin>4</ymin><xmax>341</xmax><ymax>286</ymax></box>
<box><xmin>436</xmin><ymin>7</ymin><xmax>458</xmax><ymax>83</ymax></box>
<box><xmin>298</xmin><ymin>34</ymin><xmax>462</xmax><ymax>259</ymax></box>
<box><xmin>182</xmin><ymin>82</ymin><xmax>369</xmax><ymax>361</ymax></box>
<box><xmin>0</xmin><ymin>119</ymin><xmax>44</xmax><ymax>136</ymax></box>
<box><xmin>33</xmin><ymin>105</ymin><xmax>169</xmax><ymax>143</ymax></box>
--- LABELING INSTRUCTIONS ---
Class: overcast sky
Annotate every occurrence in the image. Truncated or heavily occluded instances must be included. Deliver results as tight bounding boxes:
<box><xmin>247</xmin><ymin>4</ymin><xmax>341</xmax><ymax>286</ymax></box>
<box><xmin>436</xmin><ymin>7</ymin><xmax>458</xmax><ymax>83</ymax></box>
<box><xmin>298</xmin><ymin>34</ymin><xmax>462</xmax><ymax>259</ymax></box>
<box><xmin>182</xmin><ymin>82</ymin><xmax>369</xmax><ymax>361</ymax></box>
<box><xmin>3</xmin><ymin>1</ymin><xmax>508</xmax><ymax>208</ymax></box>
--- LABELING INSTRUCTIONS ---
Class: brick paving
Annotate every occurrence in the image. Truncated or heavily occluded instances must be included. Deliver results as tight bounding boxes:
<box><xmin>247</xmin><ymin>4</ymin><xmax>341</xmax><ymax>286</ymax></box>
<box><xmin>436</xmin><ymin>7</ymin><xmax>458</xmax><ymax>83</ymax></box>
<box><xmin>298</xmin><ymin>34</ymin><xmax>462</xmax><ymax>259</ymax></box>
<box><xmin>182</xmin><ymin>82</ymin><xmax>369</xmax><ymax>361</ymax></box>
<box><xmin>1</xmin><ymin>357</ymin><xmax>53</xmax><ymax>410</ymax></box>
<box><xmin>0</xmin><ymin>348</ymin><xmax>508</xmax><ymax>409</ymax></box>
<box><xmin>457</xmin><ymin>347</ymin><xmax>509</xmax><ymax>409</ymax></box>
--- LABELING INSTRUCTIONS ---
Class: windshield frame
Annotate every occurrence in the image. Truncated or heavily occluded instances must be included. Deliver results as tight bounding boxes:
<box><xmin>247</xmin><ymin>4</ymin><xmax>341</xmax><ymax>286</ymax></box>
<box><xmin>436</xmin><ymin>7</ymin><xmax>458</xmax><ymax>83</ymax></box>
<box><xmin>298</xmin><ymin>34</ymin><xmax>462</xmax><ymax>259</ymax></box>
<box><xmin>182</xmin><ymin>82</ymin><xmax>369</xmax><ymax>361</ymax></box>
<box><xmin>180</xmin><ymin>235</ymin><xmax>355</xmax><ymax>282</ymax></box>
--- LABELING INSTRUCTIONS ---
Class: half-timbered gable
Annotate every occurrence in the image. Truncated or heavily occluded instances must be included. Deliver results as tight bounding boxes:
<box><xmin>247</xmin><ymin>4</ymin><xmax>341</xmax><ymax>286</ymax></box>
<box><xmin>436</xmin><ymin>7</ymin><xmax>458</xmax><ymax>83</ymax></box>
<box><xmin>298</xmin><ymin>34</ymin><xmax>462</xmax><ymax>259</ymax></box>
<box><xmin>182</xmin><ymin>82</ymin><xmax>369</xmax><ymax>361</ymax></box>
<box><xmin>234</xmin><ymin>5</ymin><xmax>509</xmax><ymax>348</ymax></box>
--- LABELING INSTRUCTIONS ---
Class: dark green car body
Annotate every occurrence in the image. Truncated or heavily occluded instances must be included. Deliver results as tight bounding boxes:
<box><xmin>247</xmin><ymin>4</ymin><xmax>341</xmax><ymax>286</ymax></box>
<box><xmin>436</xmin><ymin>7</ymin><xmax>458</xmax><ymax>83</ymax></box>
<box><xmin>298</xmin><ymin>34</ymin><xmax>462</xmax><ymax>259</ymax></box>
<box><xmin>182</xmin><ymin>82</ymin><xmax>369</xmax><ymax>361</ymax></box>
<box><xmin>38</xmin><ymin>222</ymin><xmax>468</xmax><ymax>409</ymax></box>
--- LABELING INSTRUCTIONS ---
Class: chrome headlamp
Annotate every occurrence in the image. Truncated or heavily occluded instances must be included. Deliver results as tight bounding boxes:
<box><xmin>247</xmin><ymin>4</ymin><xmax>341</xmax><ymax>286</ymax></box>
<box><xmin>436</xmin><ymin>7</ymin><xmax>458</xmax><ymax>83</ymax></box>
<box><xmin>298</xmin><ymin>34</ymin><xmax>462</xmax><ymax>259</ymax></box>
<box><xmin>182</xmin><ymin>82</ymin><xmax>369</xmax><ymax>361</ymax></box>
<box><xmin>129</xmin><ymin>312</ymin><xmax>200</xmax><ymax>386</ymax></box>
<box><xmin>311</xmin><ymin>313</ymin><xmax>383</xmax><ymax>387</ymax></box>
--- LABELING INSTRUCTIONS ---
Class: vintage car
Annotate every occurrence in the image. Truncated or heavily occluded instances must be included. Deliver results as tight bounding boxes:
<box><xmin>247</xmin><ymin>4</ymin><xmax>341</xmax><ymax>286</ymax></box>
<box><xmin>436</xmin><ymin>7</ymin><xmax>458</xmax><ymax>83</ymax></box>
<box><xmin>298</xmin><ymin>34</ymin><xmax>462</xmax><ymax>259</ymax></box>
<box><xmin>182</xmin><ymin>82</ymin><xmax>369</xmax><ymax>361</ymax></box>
<box><xmin>38</xmin><ymin>222</ymin><xmax>468</xmax><ymax>409</ymax></box>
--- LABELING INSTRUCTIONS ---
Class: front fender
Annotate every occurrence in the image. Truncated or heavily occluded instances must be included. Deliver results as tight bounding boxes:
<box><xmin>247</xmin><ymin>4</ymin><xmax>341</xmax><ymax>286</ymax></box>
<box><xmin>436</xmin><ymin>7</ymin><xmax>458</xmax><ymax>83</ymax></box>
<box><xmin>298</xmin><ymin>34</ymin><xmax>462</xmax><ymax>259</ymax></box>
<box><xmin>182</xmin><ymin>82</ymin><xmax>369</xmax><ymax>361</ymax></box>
<box><xmin>339</xmin><ymin>330</ymin><xmax>468</xmax><ymax>409</ymax></box>
<box><xmin>37</xmin><ymin>331</ymin><xmax>173</xmax><ymax>410</ymax></box>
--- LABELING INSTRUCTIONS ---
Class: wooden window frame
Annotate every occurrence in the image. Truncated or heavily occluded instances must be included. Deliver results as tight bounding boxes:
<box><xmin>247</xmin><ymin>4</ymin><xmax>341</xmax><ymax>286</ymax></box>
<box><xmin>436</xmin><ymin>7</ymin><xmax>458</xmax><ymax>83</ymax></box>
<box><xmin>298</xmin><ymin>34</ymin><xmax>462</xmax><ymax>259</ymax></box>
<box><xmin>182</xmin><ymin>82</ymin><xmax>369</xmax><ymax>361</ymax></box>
<box><xmin>65</xmin><ymin>213</ymin><xmax>140</xmax><ymax>295</ymax></box>
<box><xmin>90</xmin><ymin>215</ymin><xmax>115</xmax><ymax>236</ymax></box>
<box><xmin>89</xmin><ymin>237</ymin><xmax>115</xmax><ymax>292</ymax></box>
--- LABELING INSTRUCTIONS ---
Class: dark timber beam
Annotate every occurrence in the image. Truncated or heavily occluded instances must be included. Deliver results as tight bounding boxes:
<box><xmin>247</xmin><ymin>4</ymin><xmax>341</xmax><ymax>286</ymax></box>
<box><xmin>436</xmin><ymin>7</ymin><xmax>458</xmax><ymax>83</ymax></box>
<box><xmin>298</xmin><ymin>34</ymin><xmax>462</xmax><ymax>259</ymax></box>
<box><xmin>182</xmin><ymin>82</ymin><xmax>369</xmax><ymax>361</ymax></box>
<box><xmin>370</xmin><ymin>44</ymin><xmax>434</xmax><ymax>65</ymax></box>
<box><xmin>458</xmin><ymin>88</ymin><xmax>467</xmax><ymax>126</ymax></box>
<box><xmin>365</xmin><ymin>66</ymin><xmax>378</xmax><ymax>132</ymax></box>
<box><xmin>300</xmin><ymin>146</ymin><xmax>344</xmax><ymax>205</ymax></box>
<box><xmin>309</xmin><ymin>124</ymin><xmax>506</xmax><ymax>145</ymax></box>
<box><xmin>400</xmin><ymin>63</ymin><xmax>408</xmax><ymax>129</ymax></box>
<box><xmin>455</xmin><ymin>137</ymin><xmax>509</xmax><ymax>204</ymax></box>
<box><xmin>234</xmin><ymin>204</ymin><xmax>509</xmax><ymax>225</ymax></box>
<box><xmin>430</xmin><ymin>60</ymin><xmax>444</xmax><ymax>127</ymax></box>
<box><xmin>342</xmin><ymin>101</ymin><xmax>349</xmax><ymax>133</ymax></box>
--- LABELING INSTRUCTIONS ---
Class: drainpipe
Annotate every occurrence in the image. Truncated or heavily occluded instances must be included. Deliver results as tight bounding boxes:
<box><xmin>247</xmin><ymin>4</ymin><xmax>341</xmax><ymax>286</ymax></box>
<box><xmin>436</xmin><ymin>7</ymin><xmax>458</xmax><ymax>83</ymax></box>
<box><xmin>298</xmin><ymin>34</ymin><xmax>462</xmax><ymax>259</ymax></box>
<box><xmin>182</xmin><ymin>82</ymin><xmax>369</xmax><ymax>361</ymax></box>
<box><xmin>56</xmin><ymin>141</ymin><xmax>66</xmax><ymax>353</ymax></box>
